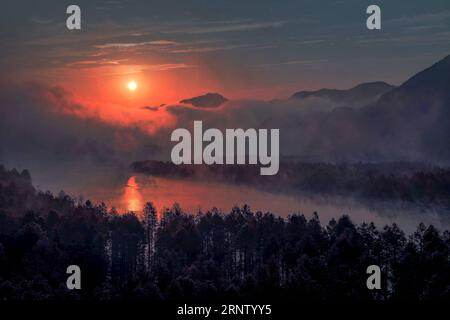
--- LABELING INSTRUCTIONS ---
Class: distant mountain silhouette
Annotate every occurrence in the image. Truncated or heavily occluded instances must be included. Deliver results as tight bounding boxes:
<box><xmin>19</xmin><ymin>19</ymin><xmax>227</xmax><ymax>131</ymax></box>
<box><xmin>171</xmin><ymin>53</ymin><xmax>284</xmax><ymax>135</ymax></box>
<box><xmin>373</xmin><ymin>55</ymin><xmax>450</xmax><ymax>110</ymax></box>
<box><xmin>283</xmin><ymin>54</ymin><xmax>450</xmax><ymax>163</ymax></box>
<box><xmin>361</xmin><ymin>54</ymin><xmax>450</xmax><ymax>161</ymax></box>
<box><xmin>290</xmin><ymin>81</ymin><xmax>395</xmax><ymax>108</ymax></box>
<box><xmin>180</xmin><ymin>93</ymin><xmax>228</xmax><ymax>108</ymax></box>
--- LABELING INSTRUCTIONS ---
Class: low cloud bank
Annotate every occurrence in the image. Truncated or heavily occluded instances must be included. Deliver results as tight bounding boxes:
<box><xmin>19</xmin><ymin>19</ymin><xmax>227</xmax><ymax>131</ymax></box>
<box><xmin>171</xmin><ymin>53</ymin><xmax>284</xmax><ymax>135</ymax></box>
<box><xmin>1</xmin><ymin>56</ymin><xmax>450</xmax><ymax>174</ymax></box>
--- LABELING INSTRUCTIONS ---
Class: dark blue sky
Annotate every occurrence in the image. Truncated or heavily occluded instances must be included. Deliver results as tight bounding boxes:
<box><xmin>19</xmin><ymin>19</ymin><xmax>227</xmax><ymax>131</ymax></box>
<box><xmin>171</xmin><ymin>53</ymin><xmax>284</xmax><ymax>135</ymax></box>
<box><xmin>1</xmin><ymin>0</ymin><xmax>450</xmax><ymax>99</ymax></box>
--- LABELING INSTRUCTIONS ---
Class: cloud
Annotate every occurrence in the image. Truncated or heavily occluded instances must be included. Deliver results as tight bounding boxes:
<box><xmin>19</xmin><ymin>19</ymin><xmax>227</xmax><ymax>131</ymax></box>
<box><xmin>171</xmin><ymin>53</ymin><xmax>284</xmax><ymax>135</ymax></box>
<box><xmin>65</xmin><ymin>59</ymin><xmax>129</xmax><ymax>68</ymax></box>
<box><xmin>30</xmin><ymin>17</ymin><xmax>53</xmax><ymax>24</ymax></box>
<box><xmin>146</xmin><ymin>63</ymin><xmax>194</xmax><ymax>71</ymax></box>
<box><xmin>0</xmin><ymin>80</ymin><xmax>350</xmax><ymax>172</ymax></box>
<box><xmin>257</xmin><ymin>59</ymin><xmax>329</xmax><ymax>68</ymax></box>
<box><xmin>75</xmin><ymin>62</ymin><xmax>194</xmax><ymax>75</ymax></box>
<box><xmin>159</xmin><ymin>71</ymin><xmax>450</xmax><ymax>164</ymax></box>
<box><xmin>95</xmin><ymin>40</ymin><xmax>177</xmax><ymax>49</ymax></box>
<box><xmin>169</xmin><ymin>44</ymin><xmax>250</xmax><ymax>54</ymax></box>
<box><xmin>0</xmin><ymin>83</ymin><xmax>167</xmax><ymax>170</ymax></box>
<box><xmin>142</xmin><ymin>106</ymin><xmax>160</xmax><ymax>111</ymax></box>
<box><xmin>385</xmin><ymin>10</ymin><xmax>450</xmax><ymax>27</ymax></box>
<box><xmin>169</xmin><ymin>20</ymin><xmax>287</xmax><ymax>34</ymax></box>
<box><xmin>2</xmin><ymin>53</ymin><xmax>450</xmax><ymax>175</ymax></box>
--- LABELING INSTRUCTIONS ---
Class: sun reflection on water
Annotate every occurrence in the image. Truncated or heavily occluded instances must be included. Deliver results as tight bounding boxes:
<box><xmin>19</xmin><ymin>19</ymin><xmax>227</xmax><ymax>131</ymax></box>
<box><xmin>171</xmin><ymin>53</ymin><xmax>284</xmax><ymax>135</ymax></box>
<box><xmin>124</xmin><ymin>176</ymin><xmax>143</xmax><ymax>213</ymax></box>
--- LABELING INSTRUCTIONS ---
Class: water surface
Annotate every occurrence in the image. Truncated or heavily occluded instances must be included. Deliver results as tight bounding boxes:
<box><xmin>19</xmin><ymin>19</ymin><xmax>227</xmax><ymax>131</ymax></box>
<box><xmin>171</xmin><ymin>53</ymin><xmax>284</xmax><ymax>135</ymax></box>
<box><xmin>33</xmin><ymin>166</ymin><xmax>450</xmax><ymax>234</ymax></box>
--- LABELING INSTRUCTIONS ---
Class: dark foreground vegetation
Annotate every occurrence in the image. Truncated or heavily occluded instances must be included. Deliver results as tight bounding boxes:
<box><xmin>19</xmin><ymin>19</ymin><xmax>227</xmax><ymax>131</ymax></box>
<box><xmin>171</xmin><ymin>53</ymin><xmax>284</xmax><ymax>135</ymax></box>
<box><xmin>1</xmin><ymin>165</ymin><xmax>450</xmax><ymax>301</ymax></box>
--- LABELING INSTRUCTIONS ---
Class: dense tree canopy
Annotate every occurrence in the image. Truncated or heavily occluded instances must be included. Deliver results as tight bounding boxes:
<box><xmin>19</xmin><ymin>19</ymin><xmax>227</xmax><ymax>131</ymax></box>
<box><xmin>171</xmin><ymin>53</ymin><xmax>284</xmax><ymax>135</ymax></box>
<box><xmin>0</xmin><ymin>166</ymin><xmax>449</xmax><ymax>301</ymax></box>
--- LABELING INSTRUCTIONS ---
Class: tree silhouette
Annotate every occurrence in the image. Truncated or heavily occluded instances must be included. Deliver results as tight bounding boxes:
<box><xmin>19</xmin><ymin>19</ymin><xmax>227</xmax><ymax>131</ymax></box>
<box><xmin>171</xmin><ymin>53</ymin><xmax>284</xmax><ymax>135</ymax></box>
<box><xmin>0</xmin><ymin>165</ymin><xmax>449</xmax><ymax>301</ymax></box>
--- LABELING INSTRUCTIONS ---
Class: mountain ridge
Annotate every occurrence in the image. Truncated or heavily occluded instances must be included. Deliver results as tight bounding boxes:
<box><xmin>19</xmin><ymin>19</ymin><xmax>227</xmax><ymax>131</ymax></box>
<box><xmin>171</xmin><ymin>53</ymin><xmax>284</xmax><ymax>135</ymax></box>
<box><xmin>290</xmin><ymin>81</ymin><xmax>395</xmax><ymax>107</ymax></box>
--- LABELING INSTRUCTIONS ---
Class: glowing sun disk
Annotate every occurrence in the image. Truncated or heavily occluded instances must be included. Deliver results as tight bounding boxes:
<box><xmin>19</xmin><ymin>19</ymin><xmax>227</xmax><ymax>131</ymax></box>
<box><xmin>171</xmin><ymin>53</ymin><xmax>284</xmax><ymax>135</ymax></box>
<box><xmin>127</xmin><ymin>81</ymin><xmax>137</xmax><ymax>91</ymax></box>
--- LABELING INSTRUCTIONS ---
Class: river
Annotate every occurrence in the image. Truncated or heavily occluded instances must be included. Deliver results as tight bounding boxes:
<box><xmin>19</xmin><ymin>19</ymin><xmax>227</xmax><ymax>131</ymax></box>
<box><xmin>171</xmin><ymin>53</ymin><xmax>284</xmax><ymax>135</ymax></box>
<box><xmin>31</xmin><ymin>165</ymin><xmax>450</xmax><ymax>234</ymax></box>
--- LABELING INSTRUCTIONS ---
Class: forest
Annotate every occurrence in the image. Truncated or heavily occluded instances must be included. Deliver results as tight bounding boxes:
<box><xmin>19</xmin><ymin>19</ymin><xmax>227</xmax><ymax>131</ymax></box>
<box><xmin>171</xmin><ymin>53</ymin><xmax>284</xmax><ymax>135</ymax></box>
<box><xmin>0</xmin><ymin>165</ymin><xmax>449</xmax><ymax>300</ymax></box>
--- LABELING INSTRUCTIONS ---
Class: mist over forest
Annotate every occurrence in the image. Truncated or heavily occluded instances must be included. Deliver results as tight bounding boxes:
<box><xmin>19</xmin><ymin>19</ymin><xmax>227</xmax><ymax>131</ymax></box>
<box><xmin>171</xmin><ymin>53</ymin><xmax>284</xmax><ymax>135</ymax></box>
<box><xmin>1</xmin><ymin>10</ymin><xmax>450</xmax><ymax>302</ymax></box>
<box><xmin>1</xmin><ymin>165</ymin><xmax>449</xmax><ymax>301</ymax></box>
<box><xmin>2</xmin><ymin>55</ymin><xmax>450</xmax><ymax>174</ymax></box>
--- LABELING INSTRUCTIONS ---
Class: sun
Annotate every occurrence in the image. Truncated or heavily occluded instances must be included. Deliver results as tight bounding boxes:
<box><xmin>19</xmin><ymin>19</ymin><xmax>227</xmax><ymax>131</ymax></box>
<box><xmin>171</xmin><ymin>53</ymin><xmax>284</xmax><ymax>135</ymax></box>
<box><xmin>127</xmin><ymin>81</ymin><xmax>137</xmax><ymax>91</ymax></box>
